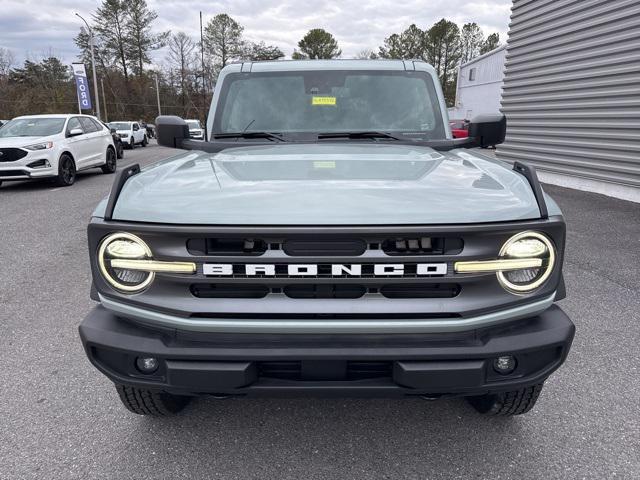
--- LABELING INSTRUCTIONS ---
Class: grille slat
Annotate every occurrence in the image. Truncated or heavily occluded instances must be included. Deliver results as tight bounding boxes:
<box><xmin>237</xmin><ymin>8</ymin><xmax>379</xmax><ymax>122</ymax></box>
<box><xmin>190</xmin><ymin>283</ymin><xmax>460</xmax><ymax>299</ymax></box>
<box><xmin>258</xmin><ymin>361</ymin><xmax>393</xmax><ymax>381</ymax></box>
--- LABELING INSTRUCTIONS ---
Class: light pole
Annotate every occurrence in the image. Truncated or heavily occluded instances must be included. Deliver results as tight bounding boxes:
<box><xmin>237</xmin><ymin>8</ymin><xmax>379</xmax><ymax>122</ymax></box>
<box><xmin>75</xmin><ymin>13</ymin><xmax>101</xmax><ymax>120</ymax></box>
<box><xmin>154</xmin><ymin>74</ymin><xmax>161</xmax><ymax>117</ymax></box>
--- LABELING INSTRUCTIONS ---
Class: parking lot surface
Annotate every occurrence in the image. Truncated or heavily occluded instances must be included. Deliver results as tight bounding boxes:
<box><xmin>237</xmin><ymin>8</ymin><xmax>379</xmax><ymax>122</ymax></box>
<box><xmin>1</xmin><ymin>142</ymin><xmax>638</xmax><ymax>479</ymax></box>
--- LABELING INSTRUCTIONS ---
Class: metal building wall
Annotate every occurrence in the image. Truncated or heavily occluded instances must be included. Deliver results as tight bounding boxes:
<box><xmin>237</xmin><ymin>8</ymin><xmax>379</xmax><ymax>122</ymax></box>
<box><xmin>497</xmin><ymin>0</ymin><xmax>640</xmax><ymax>189</ymax></box>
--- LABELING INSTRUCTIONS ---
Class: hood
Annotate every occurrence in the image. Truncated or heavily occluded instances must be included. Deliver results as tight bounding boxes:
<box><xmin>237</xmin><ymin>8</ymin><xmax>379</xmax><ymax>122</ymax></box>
<box><xmin>115</xmin><ymin>130</ymin><xmax>130</xmax><ymax>135</ymax></box>
<box><xmin>106</xmin><ymin>143</ymin><xmax>542</xmax><ymax>225</ymax></box>
<box><xmin>0</xmin><ymin>136</ymin><xmax>55</xmax><ymax>148</ymax></box>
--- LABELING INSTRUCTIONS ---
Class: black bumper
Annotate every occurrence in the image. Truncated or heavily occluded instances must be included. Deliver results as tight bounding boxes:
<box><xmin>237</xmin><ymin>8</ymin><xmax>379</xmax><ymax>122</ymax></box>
<box><xmin>79</xmin><ymin>305</ymin><xmax>575</xmax><ymax>397</ymax></box>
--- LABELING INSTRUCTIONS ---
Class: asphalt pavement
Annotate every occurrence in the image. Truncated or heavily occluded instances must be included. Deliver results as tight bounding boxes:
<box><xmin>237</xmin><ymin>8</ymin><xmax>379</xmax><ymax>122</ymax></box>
<box><xmin>0</xmin><ymin>141</ymin><xmax>638</xmax><ymax>479</ymax></box>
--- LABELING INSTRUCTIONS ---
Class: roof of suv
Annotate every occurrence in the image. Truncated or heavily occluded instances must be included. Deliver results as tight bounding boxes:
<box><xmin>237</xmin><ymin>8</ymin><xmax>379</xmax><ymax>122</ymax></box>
<box><xmin>14</xmin><ymin>114</ymin><xmax>94</xmax><ymax>120</ymax></box>
<box><xmin>236</xmin><ymin>59</ymin><xmax>433</xmax><ymax>73</ymax></box>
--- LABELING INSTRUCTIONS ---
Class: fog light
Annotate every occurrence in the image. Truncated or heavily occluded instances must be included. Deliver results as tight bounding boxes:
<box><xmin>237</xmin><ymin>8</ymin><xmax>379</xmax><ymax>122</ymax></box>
<box><xmin>136</xmin><ymin>357</ymin><xmax>159</xmax><ymax>374</ymax></box>
<box><xmin>493</xmin><ymin>355</ymin><xmax>517</xmax><ymax>375</ymax></box>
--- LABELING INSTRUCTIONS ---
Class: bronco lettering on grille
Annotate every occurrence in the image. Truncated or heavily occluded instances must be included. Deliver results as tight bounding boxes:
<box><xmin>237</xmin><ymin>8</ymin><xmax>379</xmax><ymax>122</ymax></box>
<box><xmin>202</xmin><ymin>263</ymin><xmax>448</xmax><ymax>277</ymax></box>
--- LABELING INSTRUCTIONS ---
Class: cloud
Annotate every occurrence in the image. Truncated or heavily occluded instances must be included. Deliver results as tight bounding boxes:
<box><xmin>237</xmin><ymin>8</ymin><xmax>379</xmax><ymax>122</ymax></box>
<box><xmin>0</xmin><ymin>0</ymin><xmax>511</xmax><ymax>66</ymax></box>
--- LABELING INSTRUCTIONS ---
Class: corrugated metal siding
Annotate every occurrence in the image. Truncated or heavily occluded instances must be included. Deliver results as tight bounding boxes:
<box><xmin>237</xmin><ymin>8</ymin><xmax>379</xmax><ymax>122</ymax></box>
<box><xmin>497</xmin><ymin>0</ymin><xmax>640</xmax><ymax>187</ymax></box>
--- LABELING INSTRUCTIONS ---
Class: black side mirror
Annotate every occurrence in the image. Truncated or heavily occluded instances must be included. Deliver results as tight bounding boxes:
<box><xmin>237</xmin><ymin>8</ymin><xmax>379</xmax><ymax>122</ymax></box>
<box><xmin>468</xmin><ymin>114</ymin><xmax>506</xmax><ymax>148</ymax></box>
<box><xmin>110</xmin><ymin>128</ymin><xmax>116</xmax><ymax>134</ymax></box>
<box><xmin>156</xmin><ymin>115</ymin><xmax>189</xmax><ymax>148</ymax></box>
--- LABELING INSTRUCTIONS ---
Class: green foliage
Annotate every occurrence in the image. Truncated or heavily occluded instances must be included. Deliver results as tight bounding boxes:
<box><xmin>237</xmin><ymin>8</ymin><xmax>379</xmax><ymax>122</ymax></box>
<box><xmin>243</xmin><ymin>42</ymin><xmax>285</xmax><ymax>61</ymax></box>
<box><xmin>204</xmin><ymin>13</ymin><xmax>245</xmax><ymax>72</ymax></box>
<box><xmin>2</xmin><ymin>57</ymin><xmax>76</xmax><ymax>116</ymax></box>
<box><xmin>480</xmin><ymin>33</ymin><xmax>500</xmax><ymax>54</ymax></box>
<box><xmin>379</xmin><ymin>24</ymin><xmax>426</xmax><ymax>60</ymax></box>
<box><xmin>460</xmin><ymin>23</ymin><xmax>484</xmax><ymax>64</ymax></box>
<box><xmin>375</xmin><ymin>20</ymin><xmax>502</xmax><ymax>106</ymax></box>
<box><xmin>297</xmin><ymin>29</ymin><xmax>341</xmax><ymax>59</ymax></box>
<box><xmin>126</xmin><ymin>0</ymin><xmax>169</xmax><ymax>76</ymax></box>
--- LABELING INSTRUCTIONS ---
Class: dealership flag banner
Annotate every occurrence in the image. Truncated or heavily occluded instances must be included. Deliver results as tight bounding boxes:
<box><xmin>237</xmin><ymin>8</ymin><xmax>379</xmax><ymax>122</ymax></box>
<box><xmin>72</xmin><ymin>63</ymin><xmax>92</xmax><ymax>110</ymax></box>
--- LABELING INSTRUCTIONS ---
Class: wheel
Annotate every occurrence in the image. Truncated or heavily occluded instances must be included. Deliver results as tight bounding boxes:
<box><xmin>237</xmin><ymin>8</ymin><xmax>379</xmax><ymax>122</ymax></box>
<box><xmin>56</xmin><ymin>154</ymin><xmax>76</xmax><ymax>186</ymax></box>
<box><xmin>129</xmin><ymin>138</ymin><xmax>135</xmax><ymax>149</ymax></box>
<box><xmin>101</xmin><ymin>148</ymin><xmax>117</xmax><ymax>174</ymax></box>
<box><xmin>467</xmin><ymin>383</ymin><xmax>544</xmax><ymax>416</ymax></box>
<box><xmin>142</xmin><ymin>136</ymin><xmax>148</xmax><ymax>147</ymax></box>
<box><xmin>116</xmin><ymin>142</ymin><xmax>124</xmax><ymax>159</ymax></box>
<box><xmin>116</xmin><ymin>384</ymin><xmax>191</xmax><ymax>416</ymax></box>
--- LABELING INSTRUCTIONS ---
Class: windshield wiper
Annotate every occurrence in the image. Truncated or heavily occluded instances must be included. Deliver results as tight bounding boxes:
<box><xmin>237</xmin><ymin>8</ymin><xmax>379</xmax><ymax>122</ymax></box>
<box><xmin>317</xmin><ymin>131</ymin><xmax>405</xmax><ymax>141</ymax></box>
<box><xmin>212</xmin><ymin>131</ymin><xmax>286</xmax><ymax>142</ymax></box>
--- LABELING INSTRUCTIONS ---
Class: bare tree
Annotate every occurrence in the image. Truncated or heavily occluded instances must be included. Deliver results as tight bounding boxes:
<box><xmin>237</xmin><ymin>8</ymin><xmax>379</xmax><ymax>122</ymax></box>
<box><xmin>166</xmin><ymin>32</ymin><xmax>196</xmax><ymax>112</ymax></box>
<box><xmin>0</xmin><ymin>47</ymin><xmax>15</xmax><ymax>76</ymax></box>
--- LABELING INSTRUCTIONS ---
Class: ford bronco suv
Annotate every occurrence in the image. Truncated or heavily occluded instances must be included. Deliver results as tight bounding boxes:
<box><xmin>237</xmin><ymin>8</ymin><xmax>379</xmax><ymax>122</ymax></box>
<box><xmin>79</xmin><ymin>60</ymin><xmax>575</xmax><ymax>417</ymax></box>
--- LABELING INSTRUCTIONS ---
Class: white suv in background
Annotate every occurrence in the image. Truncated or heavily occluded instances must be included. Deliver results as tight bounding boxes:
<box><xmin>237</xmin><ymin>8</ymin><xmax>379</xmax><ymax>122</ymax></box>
<box><xmin>185</xmin><ymin>119</ymin><xmax>204</xmax><ymax>140</ymax></box>
<box><xmin>0</xmin><ymin>114</ymin><xmax>117</xmax><ymax>188</ymax></box>
<box><xmin>108</xmin><ymin>121</ymin><xmax>148</xmax><ymax>149</ymax></box>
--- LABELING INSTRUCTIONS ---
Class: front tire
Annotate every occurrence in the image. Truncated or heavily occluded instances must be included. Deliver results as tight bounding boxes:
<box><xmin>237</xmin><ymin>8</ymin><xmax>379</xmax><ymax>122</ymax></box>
<box><xmin>129</xmin><ymin>138</ymin><xmax>135</xmax><ymax>149</ymax></box>
<box><xmin>141</xmin><ymin>135</ymin><xmax>148</xmax><ymax>147</ymax></box>
<box><xmin>116</xmin><ymin>142</ymin><xmax>124</xmax><ymax>159</ymax></box>
<box><xmin>467</xmin><ymin>383</ymin><xmax>544</xmax><ymax>416</ymax></box>
<box><xmin>116</xmin><ymin>384</ymin><xmax>191</xmax><ymax>416</ymax></box>
<box><xmin>56</xmin><ymin>154</ymin><xmax>76</xmax><ymax>186</ymax></box>
<box><xmin>101</xmin><ymin>148</ymin><xmax>117</xmax><ymax>174</ymax></box>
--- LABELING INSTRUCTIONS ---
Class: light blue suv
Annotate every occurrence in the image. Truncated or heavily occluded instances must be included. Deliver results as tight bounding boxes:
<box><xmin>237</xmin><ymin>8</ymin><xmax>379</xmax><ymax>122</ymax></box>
<box><xmin>80</xmin><ymin>60</ymin><xmax>575</xmax><ymax>417</ymax></box>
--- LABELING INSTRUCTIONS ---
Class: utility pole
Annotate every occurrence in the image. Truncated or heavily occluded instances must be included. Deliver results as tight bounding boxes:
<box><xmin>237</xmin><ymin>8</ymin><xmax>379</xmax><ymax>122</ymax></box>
<box><xmin>101</xmin><ymin>78</ymin><xmax>108</xmax><ymax>122</ymax></box>
<box><xmin>200</xmin><ymin>11</ymin><xmax>208</xmax><ymax>140</ymax></box>
<box><xmin>155</xmin><ymin>74</ymin><xmax>161</xmax><ymax>116</ymax></box>
<box><xmin>75</xmin><ymin>13</ymin><xmax>101</xmax><ymax>120</ymax></box>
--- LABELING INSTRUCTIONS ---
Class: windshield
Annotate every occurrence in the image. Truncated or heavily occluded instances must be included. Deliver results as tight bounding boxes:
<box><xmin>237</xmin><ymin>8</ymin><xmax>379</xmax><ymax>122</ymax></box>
<box><xmin>108</xmin><ymin>122</ymin><xmax>131</xmax><ymax>131</ymax></box>
<box><xmin>214</xmin><ymin>70</ymin><xmax>445</xmax><ymax>139</ymax></box>
<box><xmin>186</xmin><ymin>121</ymin><xmax>201</xmax><ymax>129</ymax></box>
<box><xmin>0</xmin><ymin>118</ymin><xmax>66</xmax><ymax>137</ymax></box>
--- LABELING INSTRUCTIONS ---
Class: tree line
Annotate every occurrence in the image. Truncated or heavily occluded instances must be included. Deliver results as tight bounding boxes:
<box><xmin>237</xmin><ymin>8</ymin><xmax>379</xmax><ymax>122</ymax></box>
<box><xmin>0</xmin><ymin>4</ymin><xmax>500</xmax><ymax>123</ymax></box>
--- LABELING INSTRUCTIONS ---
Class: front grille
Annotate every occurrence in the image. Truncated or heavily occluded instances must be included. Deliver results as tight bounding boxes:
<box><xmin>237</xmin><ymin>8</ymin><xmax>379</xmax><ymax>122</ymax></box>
<box><xmin>0</xmin><ymin>148</ymin><xmax>28</xmax><ymax>162</ymax></box>
<box><xmin>187</xmin><ymin>236</ymin><xmax>462</xmax><ymax>257</ymax></box>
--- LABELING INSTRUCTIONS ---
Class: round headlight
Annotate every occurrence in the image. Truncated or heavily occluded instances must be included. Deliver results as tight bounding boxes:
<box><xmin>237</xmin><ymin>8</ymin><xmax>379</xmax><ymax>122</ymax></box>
<box><xmin>497</xmin><ymin>231</ymin><xmax>555</xmax><ymax>294</ymax></box>
<box><xmin>98</xmin><ymin>232</ymin><xmax>154</xmax><ymax>293</ymax></box>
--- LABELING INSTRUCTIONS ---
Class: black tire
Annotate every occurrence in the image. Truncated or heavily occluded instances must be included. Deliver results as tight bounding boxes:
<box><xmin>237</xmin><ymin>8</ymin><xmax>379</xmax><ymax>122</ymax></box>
<box><xmin>142</xmin><ymin>135</ymin><xmax>148</xmax><ymax>147</ymax></box>
<box><xmin>56</xmin><ymin>154</ymin><xmax>76</xmax><ymax>186</ymax></box>
<box><xmin>129</xmin><ymin>138</ymin><xmax>135</xmax><ymax>149</ymax></box>
<box><xmin>116</xmin><ymin>384</ymin><xmax>191</xmax><ymax>416</ymax></box>
<box><xmin>101</xmin><ymin>147</ymin><xmax>117</xmax><ymax>174</ymax></box>
<box><xmin>116</xmin><ymin>142</ymin><xmax>124</xmax><ymax>159</ymax></box>
<box><xmin>467</xmin><ymin>383</ymin><xmax>544</xmax><ymax>416</ymax></box>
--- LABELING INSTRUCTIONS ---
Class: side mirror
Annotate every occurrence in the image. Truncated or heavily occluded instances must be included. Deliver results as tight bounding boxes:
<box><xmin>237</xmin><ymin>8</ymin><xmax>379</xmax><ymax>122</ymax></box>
<box><xmin>468</xmin><ymin>114</ymin><xmax>506</xmax><ymax>148</ymax></box>
<box><xmin>110</xmin><ymin>128</ymin><xmax>116</xmax><ymax>134</ymax></box>
<box><xmin>68</xmin><ymin>128</ymin><xmax>84</xmax><ymax>137</ymax></box>
<box><xmin>156</xmin><ymin>115</ymin><xmax>189</xmax><ymax>148</ymax></box>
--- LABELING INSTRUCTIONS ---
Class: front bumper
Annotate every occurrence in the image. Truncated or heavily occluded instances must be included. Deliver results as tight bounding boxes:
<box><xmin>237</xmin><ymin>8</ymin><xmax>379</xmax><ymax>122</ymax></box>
<box><xmin>79</xmin><ymin>304</ymin><xmax>575</xmax><ymax>397</ymax></box>
<box><xmin>0</xmin><ymin>150</ymin><xmax>57</xmax><ymax>180</ymax></box>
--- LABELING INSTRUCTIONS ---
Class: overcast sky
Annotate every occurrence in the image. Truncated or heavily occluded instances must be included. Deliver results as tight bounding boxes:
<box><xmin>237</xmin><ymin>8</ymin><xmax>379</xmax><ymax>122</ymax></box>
<box><xmin>0</xmin><ymin>0</ymin><xmax>512</xmax><ymax>66</ymax></box>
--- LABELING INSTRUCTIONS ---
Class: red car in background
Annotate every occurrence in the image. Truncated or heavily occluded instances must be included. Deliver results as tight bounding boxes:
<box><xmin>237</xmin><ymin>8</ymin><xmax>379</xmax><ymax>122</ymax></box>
<box><xmin>449</xmin><ymin>119</ymin><xmax>469</xmax><ymax>138</ymax></box>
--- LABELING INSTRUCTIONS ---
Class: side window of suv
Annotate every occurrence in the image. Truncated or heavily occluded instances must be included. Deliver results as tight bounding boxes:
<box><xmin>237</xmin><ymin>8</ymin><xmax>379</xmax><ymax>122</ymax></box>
<box><xmin>67</xmin><ymin>117</ymin><xmax>83</xmax><ymax>135</ymax></box>
<box><xmin>133</xmin><ymin>123</ymin><xmax>139</xmax><ymax>131</ymax></box>
<box><xmin>79</xmin><ymin>117</ymin><xmax>99</xmax><ymax>133</ymax></box>
<box><xmin>90</xmin><ymin>118</ymin><xmax>105</xmax><ymax>132</ymax></box>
